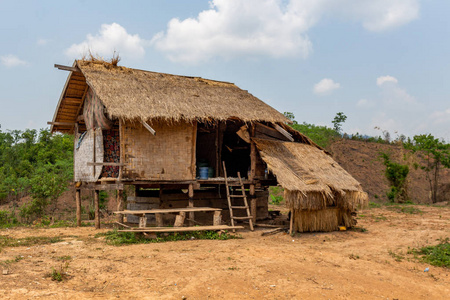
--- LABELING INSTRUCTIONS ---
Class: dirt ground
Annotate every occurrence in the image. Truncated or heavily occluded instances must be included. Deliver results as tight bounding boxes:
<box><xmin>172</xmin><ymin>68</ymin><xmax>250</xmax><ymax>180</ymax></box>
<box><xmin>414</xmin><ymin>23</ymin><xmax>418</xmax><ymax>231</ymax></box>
<box><xmin>1</xmin><ymin>205</ymin><xmax>449</xmax><ymax>300</ymax></box>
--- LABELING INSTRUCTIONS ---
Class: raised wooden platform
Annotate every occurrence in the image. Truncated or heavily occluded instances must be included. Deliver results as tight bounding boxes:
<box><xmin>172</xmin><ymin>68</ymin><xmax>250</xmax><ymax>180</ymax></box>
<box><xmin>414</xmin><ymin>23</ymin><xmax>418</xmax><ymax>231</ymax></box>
<box><xmin>114</xmin><ymin>207</ymin><xmax>221</xmax><ymax>215</ymax></box>
<box><xmin>118</xmin><ymin>225</ymin><xmax>243</xmax><ymax>233</ymax></box>
<box><xmin>115</xmin><ymin>207</ymin><xmax>223</xmax><ymax>228</ymax></box>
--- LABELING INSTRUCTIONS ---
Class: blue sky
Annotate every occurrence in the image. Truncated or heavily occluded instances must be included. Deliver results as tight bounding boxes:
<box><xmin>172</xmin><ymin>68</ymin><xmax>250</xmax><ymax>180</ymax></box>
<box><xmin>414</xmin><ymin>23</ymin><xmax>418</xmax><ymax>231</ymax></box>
<box><xmin>1</xmin><ymin>0</ymin><xmax>449</xmax><ymax>140</ymax></box>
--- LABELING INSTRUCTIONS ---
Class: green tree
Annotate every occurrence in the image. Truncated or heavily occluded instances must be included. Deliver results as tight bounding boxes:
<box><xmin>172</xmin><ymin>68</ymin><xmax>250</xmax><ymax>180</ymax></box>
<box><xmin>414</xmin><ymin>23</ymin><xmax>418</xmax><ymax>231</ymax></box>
<box><xmin>404</xmin><ymin>134</ymin><xmax>450</xmax><ymax>203</ymax></box>
<box><xmin>380</xmin><ymin>153</ymin><xmax>409</xmax><ymax>203</ymax></box>
<box><xmin>0</xmin><ymin>128</ymin><xmax>73</xmax><ymax>221</ymax></box>
<box><xmin>283</xmin><ymin>112</ymin><xmax>340</xmax><ymax>148</ymax></box>
<box><xmin>332</xmin><ymin>112</ymin><xmax>347</xmax><ymax>134</ymax></box>
<box><xmin>283</xmin><ymin>112</ymin><xmax>297</xmax><ymax>124</ymax></box>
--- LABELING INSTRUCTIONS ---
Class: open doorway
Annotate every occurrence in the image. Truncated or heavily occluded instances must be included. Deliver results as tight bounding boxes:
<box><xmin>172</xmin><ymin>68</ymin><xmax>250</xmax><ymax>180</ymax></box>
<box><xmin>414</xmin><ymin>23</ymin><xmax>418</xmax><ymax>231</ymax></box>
<box><xmin>196</xmin><ymin>120</ymin><xmax>251</xmax><ymax>179</ymax></box>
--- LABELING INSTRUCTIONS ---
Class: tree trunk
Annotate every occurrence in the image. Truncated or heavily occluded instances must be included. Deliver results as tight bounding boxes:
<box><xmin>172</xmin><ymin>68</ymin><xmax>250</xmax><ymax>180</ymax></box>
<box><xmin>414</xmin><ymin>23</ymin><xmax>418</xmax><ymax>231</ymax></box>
<box><xmin>432</xmin><ymin>161</ymin><xmax>439</xmax><ymax>203</ymax></box>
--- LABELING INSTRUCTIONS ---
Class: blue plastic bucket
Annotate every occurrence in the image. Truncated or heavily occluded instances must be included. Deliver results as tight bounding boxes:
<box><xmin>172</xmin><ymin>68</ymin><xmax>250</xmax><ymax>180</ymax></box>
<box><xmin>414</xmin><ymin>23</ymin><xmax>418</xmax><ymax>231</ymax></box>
<box><xmin>199</xmin><ymin>167</ymin><xmax>209</xmax><ymax>179</ymax></box>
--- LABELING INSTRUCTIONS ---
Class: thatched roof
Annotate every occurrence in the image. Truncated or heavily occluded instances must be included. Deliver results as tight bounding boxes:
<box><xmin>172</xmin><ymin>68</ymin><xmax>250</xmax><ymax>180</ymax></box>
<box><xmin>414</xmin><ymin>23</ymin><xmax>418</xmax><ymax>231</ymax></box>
<box><xmin>254</xmin><ymin>138</ymin><xmax>368</xmax><ymax>211</ymax></box>
<box><xmin>51</xmin><ymin>60</ymin><xmax>289</xmax><ymax>132</ymax></box>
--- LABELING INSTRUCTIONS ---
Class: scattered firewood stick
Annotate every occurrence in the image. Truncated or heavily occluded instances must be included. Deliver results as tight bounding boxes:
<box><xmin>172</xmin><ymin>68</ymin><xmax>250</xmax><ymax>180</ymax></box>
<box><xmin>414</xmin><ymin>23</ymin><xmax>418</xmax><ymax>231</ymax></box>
<box><xmin>261</xmin><ymin>228</ymin><xmax>286</xmax><ymax>236</ymax></box>
<box><xmin>254</xmin><ymin>223</ymin><xmax>284</xmax><ymax>228</ymax></box>
<box><xmin>114</xmin><ymin>221</ymin><xmax>131</xmax><ymax>228</ymax></box>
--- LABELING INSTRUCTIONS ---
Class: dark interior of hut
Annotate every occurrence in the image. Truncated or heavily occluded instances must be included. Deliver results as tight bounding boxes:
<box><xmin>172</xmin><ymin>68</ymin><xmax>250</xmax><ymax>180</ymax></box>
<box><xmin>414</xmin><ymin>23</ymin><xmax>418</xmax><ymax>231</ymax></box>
<box><xmin>196</xmin><ymin>120</ymin><xmax>251</xmax><ymax>179</ymax></box>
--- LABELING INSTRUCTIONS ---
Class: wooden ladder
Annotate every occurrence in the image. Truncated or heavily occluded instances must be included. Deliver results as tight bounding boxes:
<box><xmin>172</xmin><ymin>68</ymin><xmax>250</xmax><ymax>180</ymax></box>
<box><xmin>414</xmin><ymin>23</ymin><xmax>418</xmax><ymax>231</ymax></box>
<box><xmin>223</xmin><ymin>162</ymin><xmax>254</xmax><ymax>232</ymax></box>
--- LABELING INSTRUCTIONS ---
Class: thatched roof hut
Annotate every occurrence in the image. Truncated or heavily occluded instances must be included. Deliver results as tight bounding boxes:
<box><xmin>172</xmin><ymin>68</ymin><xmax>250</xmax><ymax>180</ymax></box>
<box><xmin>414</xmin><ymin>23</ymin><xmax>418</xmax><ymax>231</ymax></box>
<box><xmin>51</xmin><ymin>60</ymin><xmax>288</xmax><ymax>133</ymax></box>
<box><xmin>51</xmin><ymin>60</ymin><xmax>367</xmax><ymax>233</ymax></box>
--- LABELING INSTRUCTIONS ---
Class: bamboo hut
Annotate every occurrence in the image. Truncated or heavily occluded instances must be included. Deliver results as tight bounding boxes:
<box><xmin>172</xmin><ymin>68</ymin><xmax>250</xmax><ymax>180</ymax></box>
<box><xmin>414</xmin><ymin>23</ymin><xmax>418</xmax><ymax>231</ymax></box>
<box><xmin>50</xmin><ymin>59</ymin><xmax>367</xmax><ymax>233</ymax></box>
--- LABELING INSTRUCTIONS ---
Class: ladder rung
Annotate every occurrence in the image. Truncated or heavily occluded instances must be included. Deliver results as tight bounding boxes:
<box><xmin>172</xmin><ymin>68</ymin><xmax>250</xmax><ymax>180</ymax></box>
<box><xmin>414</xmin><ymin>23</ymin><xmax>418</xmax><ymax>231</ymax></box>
<box><xmin>230</xmin><ymin>195</ymin><xmax>245</xmax><ymax>198</ymax></box>
<box><xmin>231</xmin><ymin>206</ymin><xmax>248</xmax><ymax>209</ymax></box>
<box><xmin>232</xmin><ymin>216</ymin><xmax>253</xmax><ymax>220</ymax></box>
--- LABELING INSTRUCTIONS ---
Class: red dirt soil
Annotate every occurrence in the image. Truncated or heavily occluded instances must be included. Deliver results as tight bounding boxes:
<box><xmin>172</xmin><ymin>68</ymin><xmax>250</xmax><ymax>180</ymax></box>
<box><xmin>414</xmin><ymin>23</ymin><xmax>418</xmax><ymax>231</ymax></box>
<box><xmin>1</xmin><ymin>205</ymin><xmax>449</xmax><ymax>299</ymax></box>
<box><xmin>330</xmin><ymin>139</ymin><xmax>450</xmax><ymax>203</ymax></box>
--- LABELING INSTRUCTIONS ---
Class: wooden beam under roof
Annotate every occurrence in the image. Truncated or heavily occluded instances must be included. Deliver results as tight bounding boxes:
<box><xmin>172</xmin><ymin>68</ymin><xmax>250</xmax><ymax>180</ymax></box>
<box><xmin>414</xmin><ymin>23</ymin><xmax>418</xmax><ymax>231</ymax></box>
<box><xmin>54</xmin><ymin>64</ymin><xmax>81</xmax><ymax>72</ymax></box>
<box><xmin>47</xmin><ymin>121</ymin><xmax>76</xmax><ymax>126</ymax></box>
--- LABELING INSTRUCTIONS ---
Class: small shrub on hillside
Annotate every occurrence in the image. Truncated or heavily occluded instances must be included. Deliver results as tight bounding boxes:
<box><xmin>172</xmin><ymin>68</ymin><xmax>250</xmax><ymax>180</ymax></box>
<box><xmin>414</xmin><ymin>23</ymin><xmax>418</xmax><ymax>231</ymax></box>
<box><xmin>0</xmin><ymin>210</ymin><xmax>19</xmax><ymax>227</ymax></box>
<box><xmin>380</xmin><ymin>152</ymin><xmax>409</xmax><ymax>203</ymax></box>
<box><xmin>48</xmin><ymin>262</ymin><xmax>70</xmax><ymax>282</ymax></box>
<box><xmin>369</xmin><ymin>202</ymin><xmax>381</xmax><ymax>208</ymax></box>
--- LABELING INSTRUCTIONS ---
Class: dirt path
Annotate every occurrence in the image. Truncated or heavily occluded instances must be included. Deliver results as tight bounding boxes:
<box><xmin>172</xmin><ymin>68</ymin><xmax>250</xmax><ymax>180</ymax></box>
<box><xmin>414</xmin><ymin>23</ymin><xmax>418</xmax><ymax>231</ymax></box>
<box><xmin>1</xmin><ymin>205</ymin><xmax>449</xmax><ymax>299</ymax></box>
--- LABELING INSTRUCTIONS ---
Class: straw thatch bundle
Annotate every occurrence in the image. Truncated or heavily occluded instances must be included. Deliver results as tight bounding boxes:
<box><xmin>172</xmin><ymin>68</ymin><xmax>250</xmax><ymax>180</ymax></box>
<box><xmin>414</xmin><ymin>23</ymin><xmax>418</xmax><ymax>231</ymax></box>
<box><xmin>254</xmin><ymin>138</ymin><xmax>368</xmax><ymax>211</ymax></box>
<box><xmin>76</xmin><ymin>60</ymin><xmax>289</xmax><ymax>124</ymax></box>
<box><xmin>292</xmin><ymin>208</ymin><xmax>354</xmax><ymax>232</ymax></box>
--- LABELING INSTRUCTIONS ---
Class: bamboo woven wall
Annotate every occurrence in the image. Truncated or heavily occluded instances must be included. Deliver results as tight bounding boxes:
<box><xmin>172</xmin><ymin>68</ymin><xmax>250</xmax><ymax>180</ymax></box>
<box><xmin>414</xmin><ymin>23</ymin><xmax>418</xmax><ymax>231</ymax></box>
<box><xmin>122</xmin><ymin>120</ymin><xmax>195</xmax><ymax>180</ymax></box>
<box><xmin>74</xmin><ymin>128</ymin><xmax>104</xmax><ymax>182</ymax></box>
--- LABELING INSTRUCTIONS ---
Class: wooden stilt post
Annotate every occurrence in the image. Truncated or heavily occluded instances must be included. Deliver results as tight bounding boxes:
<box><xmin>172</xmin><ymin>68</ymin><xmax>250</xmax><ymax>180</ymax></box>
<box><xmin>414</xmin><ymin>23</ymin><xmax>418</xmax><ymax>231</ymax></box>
<box><xmin>213</xmin><ymin>211</ymin><xmax>222</xmax><ymax>226</ymax></box>
<box><xmin>116</xmin><ymin>190</ymin><xmax>124</xmax><ymax>223</ymax></box>
<box><xmin>249</xmin><ymin>124</ymin><xmax>257</xmax><ymax>224</ymax></box>
<box><xmin>94</xmin><ymin>190</ymin><xmax>100</xmax><ymax>229</ymax></box>
<box><xmin>155</xmin><ymin>213</ymin><xmax>163</xmax><ymax>227</ymax></box>
<box><xmin>289</xmin><ymin>209</ymin><xmax>295</xmax><ymax>236</ymax></box>
<box><xmin>188</xmin><ymin>184</ymin><xmax>194</xmax><ymax>226</ymax></box>
<box><xmin>76</xmin><ymin>189</ymin><xmax>81</xmax><ymax>227</ymax></box>
<box><xmin>250</xmin><ymin>190</ymin><xmax>257</xmax><ymax>224</ymax></box>
<box><xmin>174</xmin><ymin>212</ymin><xmax>186</xmax><ymax>227</ymax></box>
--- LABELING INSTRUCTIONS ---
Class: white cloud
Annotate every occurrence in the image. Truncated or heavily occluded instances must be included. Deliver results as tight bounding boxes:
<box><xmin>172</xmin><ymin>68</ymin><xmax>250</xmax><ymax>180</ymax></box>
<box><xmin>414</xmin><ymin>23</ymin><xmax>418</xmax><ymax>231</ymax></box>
<box><xmin>376</xmin><ymin>75</ymin><xmax>415</xmax><ymax>104</ymax></box>
<box><xmin>153</xmin><ymin>0</ymin><xmax>419</xmax><ymax>63</ymax></box>
<box><xmin>430</xmin><ymin>109</ymin><xmax>450</xmax><ymax>125</ymax></box>
<box><xmin>37</xmin><ymin>38</ymin><xmax>50</xmax><ymax>46</ymax></box>
<box><xmin>313</xmin><ymin>78</ymin><xmax>340</xmax><ymax>95</ymax></box>
<box><xmin>356</xmin><ymin>98</ymin><xmax>373</xmax><ymax>108</ymax></box>
<box><xmin>377</xmin><ymin>75</ymin><xmax>398</xmax><ymax>86</ymax></box>
<box><xmin>1</xmin><ymin>55</ymin><xmax>27</xmax><ymax>67</ymax></box>
<box><xmin>65</xmin><ymin>23</ymin><xmax>146</xmax><ymax>60</ymax></box>
<box><xmin>333</xmin><ymin>0</ymin><xmax>419</xmax><ymax>32</ymax></box>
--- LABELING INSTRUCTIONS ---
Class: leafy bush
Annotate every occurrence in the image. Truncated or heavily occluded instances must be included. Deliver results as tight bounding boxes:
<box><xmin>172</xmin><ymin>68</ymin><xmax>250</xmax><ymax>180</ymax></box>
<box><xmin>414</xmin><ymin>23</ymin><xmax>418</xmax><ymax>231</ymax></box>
<box><xmin>369</xmin><ymin>202</ymin><xmax>381</xmax><ymax>208</ymax></box>
<box><xmin>269</xmin><ymin>194</ymin><xmax>283</xmax><ymax>205</ymax></box>
<box><xmin>99</xmin><ymin>191</ymin><xmax>109</xmax><ymax>210</ymax></box>
<box><xmin>0</xmin><ymin>209</ymin><xmax>18</xmax><ymax>227</ymax></box>
<box><xmin>48</xmin><ymin>262</ymin><xmax>70</xmax><ymax>281</ymax></box>
<box><xmin>269</xmin><ymin>186</ymin><xmax>284</xmax><ymax>205</ymax></box>
<box><xmin>380</xmin><ymin>152</ymin><xmax>409</xmax><ymax>203</ymax></box>
<box><xmin>409</xmin><ymin>238</ymin><xmax>449</xmax><ymax>268</ymax></box>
